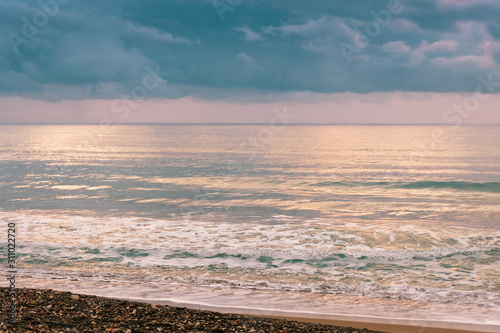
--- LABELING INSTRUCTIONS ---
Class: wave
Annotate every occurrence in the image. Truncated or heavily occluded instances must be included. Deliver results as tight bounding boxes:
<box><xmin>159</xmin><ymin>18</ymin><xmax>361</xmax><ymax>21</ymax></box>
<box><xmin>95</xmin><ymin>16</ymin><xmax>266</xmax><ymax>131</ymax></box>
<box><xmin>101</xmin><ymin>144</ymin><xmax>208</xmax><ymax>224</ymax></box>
<box><xmin>310</xmin><ymin>181</ymin><xmax>500</xmax><ymax>193</ymax></box>
<box><xmin>2</xmin><ymin>211</ymin><xmax>500</xmax><ymax>309</ymax></box>
<box><xmin>12</xmin><ymin>267</ymin><xmax>500</xmax><ymax>308</ymax></box>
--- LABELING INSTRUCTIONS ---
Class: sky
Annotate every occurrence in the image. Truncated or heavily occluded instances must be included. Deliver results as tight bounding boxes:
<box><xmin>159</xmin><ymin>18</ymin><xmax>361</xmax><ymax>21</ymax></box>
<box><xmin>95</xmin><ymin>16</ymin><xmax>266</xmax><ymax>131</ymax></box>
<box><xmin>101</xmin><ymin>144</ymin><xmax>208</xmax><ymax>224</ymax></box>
<box><xmin>0</xmin><ymin>0</ymin><xmax>499</xmax><ymax>124</ymax></box>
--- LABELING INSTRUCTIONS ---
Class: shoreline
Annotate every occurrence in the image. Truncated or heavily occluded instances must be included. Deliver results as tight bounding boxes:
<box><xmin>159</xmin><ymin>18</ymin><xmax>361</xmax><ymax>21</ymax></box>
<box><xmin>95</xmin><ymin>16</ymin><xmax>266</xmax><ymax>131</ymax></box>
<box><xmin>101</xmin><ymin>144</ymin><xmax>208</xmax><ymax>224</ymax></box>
<box><xmin>1</xmin><ymin>287</ymin><xmax>495</xmax><ymax>333</ymax></box>
<box><xmin>118</xmin><ymin>297</ymin><xmax>496</xmax><ymax>333</ymax></box>
<box><xmin>260</xmin><ymin>316</ymin><xmax>485</xmax><ymax>333</ymax></box>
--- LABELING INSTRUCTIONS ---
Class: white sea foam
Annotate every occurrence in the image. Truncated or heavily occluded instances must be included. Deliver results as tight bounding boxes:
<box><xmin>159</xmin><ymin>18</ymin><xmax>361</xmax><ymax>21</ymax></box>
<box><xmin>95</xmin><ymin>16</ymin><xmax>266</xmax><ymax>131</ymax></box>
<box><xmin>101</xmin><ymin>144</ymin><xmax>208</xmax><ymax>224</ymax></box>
<box><xmin>7</xmin><ymin>211</ymin><xmax>498</xmax><ymax>259</ymax></box>
<box><xmin>2</xmin><ymin>210</ymin><xmax>499</xmax><ymax>308</ymax></box>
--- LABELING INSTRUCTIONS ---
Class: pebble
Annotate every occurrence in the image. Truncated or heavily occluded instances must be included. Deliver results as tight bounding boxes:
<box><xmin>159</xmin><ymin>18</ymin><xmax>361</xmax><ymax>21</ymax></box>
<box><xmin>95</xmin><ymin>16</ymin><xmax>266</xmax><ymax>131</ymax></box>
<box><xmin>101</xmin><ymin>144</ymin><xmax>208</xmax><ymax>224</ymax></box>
<box><xmin>0</xmin><ymin>286</ymin><xmax>387</xmax><ymax>333</ymax></box>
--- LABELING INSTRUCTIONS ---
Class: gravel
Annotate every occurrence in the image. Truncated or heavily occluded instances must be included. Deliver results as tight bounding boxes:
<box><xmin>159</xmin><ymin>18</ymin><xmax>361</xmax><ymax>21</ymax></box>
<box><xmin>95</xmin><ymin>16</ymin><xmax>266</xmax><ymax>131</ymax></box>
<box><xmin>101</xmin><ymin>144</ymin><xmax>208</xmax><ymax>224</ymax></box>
<box><xmin>0</xmin><ymin>287</ymin><xmax>387</xmax><ymax>333</ymax></box>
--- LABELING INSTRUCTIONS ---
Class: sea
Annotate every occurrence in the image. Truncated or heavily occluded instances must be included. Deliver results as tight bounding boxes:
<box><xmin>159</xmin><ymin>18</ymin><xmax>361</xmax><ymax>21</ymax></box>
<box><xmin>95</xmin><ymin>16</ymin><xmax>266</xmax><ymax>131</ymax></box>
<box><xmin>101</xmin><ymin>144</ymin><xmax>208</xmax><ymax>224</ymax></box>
<box><xmin>1</xmin><ymin>125</ymin><xmax>499</xmax><ymax>331</ymax></box>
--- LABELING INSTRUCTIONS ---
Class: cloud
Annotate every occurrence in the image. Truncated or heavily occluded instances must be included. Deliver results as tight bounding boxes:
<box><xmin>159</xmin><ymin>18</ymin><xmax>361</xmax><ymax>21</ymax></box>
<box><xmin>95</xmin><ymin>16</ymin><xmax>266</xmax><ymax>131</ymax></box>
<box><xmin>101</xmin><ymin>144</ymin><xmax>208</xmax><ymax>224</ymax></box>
<box><xmin>120</xmin><ymin>20</ymin><xmax>195</xmax><ymax>44</ymax></box>
<box><xmin>431</xmin><ymin>54</ymin><xmax>495</xmax><ymax>68</ymax></box>
<box><xmin>234</xmin><ymin>26</ymin><xmax>263</xmax><ymax>42</ymax></box>
<box><xmin>420</xmin><ymin>40</ymin><xmax>459</xmax><ymax>53</ymax></box>
<box><xmin>237</xmin><ymin>53</ymin><xmax>258</xmax><ymax>70</ymax></box>
<box><xmin>263</xmin><ymin>16</ymin><xmax>352</xmax><ymax>40</ymax></box>
<box><xmin>0</xmin><ymin>0</ymin><xmax>499</xmax><ymax>102</ymax></box>
<box><xmin>410</xmin><ymin>40</ymin><xmax>460</xmax><ymax>62</ymax></box>
<box><xmin>382</xmin><ymin>41</ymin><xmax>411</xmax><ymax>54</ymax></box>
<box><xmin>438</xmin><ymin>0</ymin><xmax>497</xmax><ymax>7</ymax></box>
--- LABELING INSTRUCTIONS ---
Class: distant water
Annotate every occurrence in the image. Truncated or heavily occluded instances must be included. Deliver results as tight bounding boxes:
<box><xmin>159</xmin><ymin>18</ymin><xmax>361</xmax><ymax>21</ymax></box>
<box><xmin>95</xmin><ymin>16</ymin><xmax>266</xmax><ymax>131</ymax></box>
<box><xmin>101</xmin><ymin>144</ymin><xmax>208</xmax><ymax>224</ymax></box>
<box><xmin>1</xmin><ymin>125</ymin><xmax>499</xmax><ymax>330</ymax></box>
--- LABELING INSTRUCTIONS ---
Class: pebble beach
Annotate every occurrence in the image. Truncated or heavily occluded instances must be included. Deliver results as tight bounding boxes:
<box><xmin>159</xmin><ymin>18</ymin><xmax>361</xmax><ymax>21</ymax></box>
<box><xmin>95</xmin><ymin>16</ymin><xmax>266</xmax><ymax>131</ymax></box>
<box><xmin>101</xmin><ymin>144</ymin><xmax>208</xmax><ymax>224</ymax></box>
<box><xmin>1</xmin><ymin>287</ymin><xmax>386</xmax><ymax>333</ymax></box>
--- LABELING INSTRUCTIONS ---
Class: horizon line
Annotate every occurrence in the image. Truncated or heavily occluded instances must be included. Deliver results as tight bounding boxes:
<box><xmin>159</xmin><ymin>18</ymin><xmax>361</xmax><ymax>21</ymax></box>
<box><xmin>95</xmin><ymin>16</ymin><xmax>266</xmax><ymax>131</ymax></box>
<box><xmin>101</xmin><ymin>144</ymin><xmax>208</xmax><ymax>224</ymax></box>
<box><xmin>1</xmin><ymin>123</ymin><xmax>500</xmax><ymax>126</ymax></box>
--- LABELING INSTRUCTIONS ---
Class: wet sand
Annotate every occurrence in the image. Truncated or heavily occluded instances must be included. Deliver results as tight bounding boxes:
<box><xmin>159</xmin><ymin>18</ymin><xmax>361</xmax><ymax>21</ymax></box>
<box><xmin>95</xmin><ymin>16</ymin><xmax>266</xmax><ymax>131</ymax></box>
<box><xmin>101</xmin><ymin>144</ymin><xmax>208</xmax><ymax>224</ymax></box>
<box><xmin>261</xmin><ymin>316</ymin><xmax>484</xmax><ymax>333</ymax></box>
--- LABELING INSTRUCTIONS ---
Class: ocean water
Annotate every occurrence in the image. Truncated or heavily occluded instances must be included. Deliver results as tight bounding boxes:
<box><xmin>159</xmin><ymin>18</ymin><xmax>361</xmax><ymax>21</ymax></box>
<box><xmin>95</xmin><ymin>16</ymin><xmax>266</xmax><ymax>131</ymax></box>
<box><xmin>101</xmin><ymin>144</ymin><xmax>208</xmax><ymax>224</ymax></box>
<box><xmin>1</xmin><ymin>125</ymin><xmax>499</xmax><ymax>330</ymax></box>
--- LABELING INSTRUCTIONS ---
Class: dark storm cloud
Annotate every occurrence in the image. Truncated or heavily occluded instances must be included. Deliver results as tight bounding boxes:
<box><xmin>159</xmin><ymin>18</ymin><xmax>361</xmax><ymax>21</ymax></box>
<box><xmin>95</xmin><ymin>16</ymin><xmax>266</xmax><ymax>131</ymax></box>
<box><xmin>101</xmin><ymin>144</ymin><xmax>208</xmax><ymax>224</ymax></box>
<box><xmin>0</xmin><ymin>0</ymin><xmax>499</xmax><ymax>101</ymax></box>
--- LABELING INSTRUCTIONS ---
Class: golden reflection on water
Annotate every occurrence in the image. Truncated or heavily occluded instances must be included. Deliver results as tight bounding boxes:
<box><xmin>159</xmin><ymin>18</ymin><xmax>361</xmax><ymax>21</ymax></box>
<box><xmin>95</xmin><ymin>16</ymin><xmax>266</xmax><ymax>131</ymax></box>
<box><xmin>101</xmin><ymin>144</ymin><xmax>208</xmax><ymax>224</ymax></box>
<box><xmin>1</xmin><ymin>125</ymin><xmax>499</xmax><ymax>224</ymax></box>
<box><xmin>1</xmin><ymin>124</ymin><xmax>497</xmax><ymax>167</ymax></box>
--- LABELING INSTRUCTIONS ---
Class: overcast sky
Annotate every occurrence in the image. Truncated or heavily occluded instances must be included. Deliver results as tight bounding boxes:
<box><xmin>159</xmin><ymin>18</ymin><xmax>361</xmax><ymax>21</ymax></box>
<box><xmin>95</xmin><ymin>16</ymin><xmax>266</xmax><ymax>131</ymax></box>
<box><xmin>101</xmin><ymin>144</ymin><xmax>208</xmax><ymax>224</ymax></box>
<box><xmin>1</xmin><ymin>0</ymin><xmax>499</xmax><ymax>123</ymax></box>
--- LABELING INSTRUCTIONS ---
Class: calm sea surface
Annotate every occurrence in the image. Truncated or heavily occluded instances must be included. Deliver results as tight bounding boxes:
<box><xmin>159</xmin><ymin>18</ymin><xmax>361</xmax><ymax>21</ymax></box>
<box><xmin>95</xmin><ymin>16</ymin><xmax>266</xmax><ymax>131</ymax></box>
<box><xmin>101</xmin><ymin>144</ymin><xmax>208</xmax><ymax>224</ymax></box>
<box><xmin>1</xmin><ymin>125</ymin><xmax>499</xmax><ymax>329</ymax></box>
